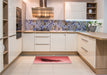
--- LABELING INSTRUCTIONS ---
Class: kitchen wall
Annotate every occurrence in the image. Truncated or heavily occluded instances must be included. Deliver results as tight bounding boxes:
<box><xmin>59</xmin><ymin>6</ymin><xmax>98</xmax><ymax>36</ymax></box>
<box><xmin>23</xmin><ymin>0</ymin><xmax>94</xmax><ymax>20</ymax></box>
<box><xmin>94</xmin><ymin>0</ymin><xmax>104</xmax><ymax>32</ymax></box>
<box><xmin>16</xmin><ymin>0</ymin><xmax>23</xmax><ymax>8</ymax></box>
<box><xmin>47</xmin><ymin>0</ymin><xmax>65</xmax><ymax>20</ymax></box>
<box><xmin>25</xmin><ymin>20</ymin><xmax>95</xmax><ymax>32</ymax></box>
<box><xmin>104</xmin><ymin>0</ymin><xmax>107</xmax><ymax>33</ymax></box>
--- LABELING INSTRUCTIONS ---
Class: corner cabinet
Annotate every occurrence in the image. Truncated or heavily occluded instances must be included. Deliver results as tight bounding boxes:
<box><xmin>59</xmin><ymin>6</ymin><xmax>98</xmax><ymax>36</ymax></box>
<box><xmin>78</xmin><ymin>34</ymin><xmax>96</xmax><ymax>68</ymax></box>
<box><xmin>65</xmin><ymin>2</ymin><xmax>86</xmax><ymax>19</ymax></box>
<box><xmin>51</xmin><ymin>33</ymin><xmax>66</xmax><ymax>51</ymax></box>
<box><xmin>65</xmin><ymin>33</ymin><xmax>77</xmax><ymax>51</ymax></box>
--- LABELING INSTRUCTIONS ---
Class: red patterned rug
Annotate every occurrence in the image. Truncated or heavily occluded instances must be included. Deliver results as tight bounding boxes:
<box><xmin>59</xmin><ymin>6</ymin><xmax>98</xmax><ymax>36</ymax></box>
<box><xmin>33</xmin><ymin>56</ymin><xmax>71</xmax><ymax>64</ymax></box>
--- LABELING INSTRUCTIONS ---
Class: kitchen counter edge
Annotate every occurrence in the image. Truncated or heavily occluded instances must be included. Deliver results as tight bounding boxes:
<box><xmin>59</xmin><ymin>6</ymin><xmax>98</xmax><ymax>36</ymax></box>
<box><xmin>22</xmin><ymin>31</ymin><xmax>107</xmax><ymax>40</ymax></box>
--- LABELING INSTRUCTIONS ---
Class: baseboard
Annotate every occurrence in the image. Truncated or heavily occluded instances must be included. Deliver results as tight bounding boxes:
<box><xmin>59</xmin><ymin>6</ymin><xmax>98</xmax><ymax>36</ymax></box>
<box><xmin>0</xmin><ymin>52</ymin><xmax>22</xmax><ymax>75</ymax></box>
<box><xmin>78</xmin><ymin>53</ymin><xmax>96</xmax><ymax>73</ymax></box>
<box><xmin>96</xmin><ymin>68</ymin><xmax>107</xmax><ymax>74</ymax></box>
<box><xmin>21</xmin><ymin>51</ymin><xmax>78</xmax><ymax>56</ymax></box>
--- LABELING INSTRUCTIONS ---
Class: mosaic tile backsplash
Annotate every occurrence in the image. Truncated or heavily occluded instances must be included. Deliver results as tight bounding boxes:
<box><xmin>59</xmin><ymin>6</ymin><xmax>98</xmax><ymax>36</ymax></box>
<box><xmin>25</xmin><ymin>20</ymin><xmax>90</xmax><ymax>31</ymax></box>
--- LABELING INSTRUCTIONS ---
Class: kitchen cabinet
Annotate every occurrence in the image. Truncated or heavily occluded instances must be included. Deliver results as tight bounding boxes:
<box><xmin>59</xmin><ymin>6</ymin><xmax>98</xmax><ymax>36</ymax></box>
<box><xmin>22</xmin><ymin>33</ymin><xmax>35</xmax><ymax>51</ymax></box>
<box><xmin>66</xmin><ymin>34</ymin><xmax>77</xmax><ymax>51</ymax></box>
<box><xmin>51</xmin><ymin>33</ymin><xmax>66</xmax><ymax>51</ymax></box>
<box><xmin>16</xmin><ymin>38</ymin><xmax>22</xmax><ymax>54</ymax></box>
<box><xmin>22</xmin><ymin>33</ymin><xmax>77</xmax><ymax>52</ymax></box>
<box><xmin>35</xmin><ymin>33</ymin><xmax>50</xmax><ymax>51</ymax></box>
<box><xmin>65</xmin><ymin>2</ymin><xmax>86</xmax><ymax>19</ymax></box>
<box><xmin>8</xmin><ymin>0</ymin><xmax>16</xmax><ymax>36</ymax></box>
<box><xmin>0</xmin><ymin>0</ymin><xmax>3</xmax><ymax>39</ymax></box>
<box><xmin>8</xmin><ymin>36</ymin><xmax>17</xmax><ymax>63</ymax></box>
<box><xmin>78</xmin><ymin>35</ymin><xmax>96</xmax><ymax>68</ymax></box>
<box><xmin>0</xmin><ymin>40</ymin><xmax>3</xmax><ymax>73</ymax></box>
<box><xmin>0</xmin><ymin>52</ymin><xmax>3</xmax><ymax>73</ymax></box>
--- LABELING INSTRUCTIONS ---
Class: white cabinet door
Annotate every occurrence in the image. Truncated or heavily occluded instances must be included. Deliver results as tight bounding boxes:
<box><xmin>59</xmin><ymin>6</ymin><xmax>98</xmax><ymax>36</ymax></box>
<box><xmin>0</xmin><ymin>52</ymin><xmax>3</xmax><ymax>73</ymax></box>
<box><xmin>65</xmin><ymin>2</ymin><xmax>86</xmax><ymax>19</ymax></box>
<box><xmin>78</xmin><ymin>34</ymin><xmax>96</xmax><ymax>68</ymax></box>
<box><xmin>8</xmin><ymin>0</ymin><xmax>16</xmax><ymax>36</ymax></box>
<box><xmin>0</xmin><ymin>40</ymin><xmax>3</xmax><ymax>72</ymax></box>
<box><xmin>22</xmin><ymin>33</ymin><xmax>35</xmax><ymax>51</ymax></box>
<box><xmin>51</xmin><ymin>33</ymin><xmax>66</xmax><ymax>51</ymax></box>
<box><xmin>16</xmin><ymin>38</ymin><xmax>22</xmax><ymax>54</ymax></box>
<box><xmin>87</xmin><ymin>37</ymin><xmax>96</xmax><ymax>68</ymax></box>
<box><xmin>0</xmin><ymin>0</ymin><xmax>3</xmax><ymax>38</ymax></box>
<box><xmin>8</xmin><ymin>36</ymin><xmax>17</xmax><ymax>64</ymax></box>
<box><xmin>66</xmin><ymin>34</ymin><xmax>77</xmax><ymax>51</ymax></box>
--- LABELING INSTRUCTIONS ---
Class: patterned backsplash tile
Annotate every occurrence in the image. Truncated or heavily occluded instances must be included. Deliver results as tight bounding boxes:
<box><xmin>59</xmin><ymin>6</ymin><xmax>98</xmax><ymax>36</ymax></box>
<box><xmin>25</xmin><ymin>20</ymin><xmax>90</xmax><ymax>31</ymax></box>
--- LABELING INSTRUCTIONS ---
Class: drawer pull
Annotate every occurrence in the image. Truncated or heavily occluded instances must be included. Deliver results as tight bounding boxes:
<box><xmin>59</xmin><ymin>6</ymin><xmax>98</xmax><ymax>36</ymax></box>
<box><xmin>81</xmin><ymin>38</ymin><xmax>88</xmax><ymax>42</ymax></box>
<box><xmin>81</xmin><ymin>47</ymin><xmax>88</xmax><ymax>52</ymax></box>
<box><xmin>35</xmin><ymin>36</ymin><xmax>49</xmax><ymax>38</ymax></box>
<box><xmin>36</xmin><ymin>43</ymin><xmax>49</xmax><ymax>45</ymax></box>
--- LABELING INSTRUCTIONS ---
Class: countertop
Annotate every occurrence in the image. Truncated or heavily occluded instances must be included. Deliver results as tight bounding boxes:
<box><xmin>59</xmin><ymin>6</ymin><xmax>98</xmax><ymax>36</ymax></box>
<box><xmin>22</xmin><ymin>31</ymin><xmax>107</xmax><ymax>40</ymax></box>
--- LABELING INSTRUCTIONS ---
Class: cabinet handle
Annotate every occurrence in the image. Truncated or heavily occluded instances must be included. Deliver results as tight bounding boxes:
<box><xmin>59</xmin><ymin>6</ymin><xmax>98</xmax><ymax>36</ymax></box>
<box><xmin>81</xmin><ymin>47</ymin><xmax>88</xmax><ymax>52</ymax></box>
<box><xmin>35</xmin><ymin>36</ymin><xmax>49</xmax><ymax>38</ymax></box>
<box><xmin>36</xmin><ymin>43</ymin><xmax>49</xmax><ymax>45</ymax></box>
<box><xmin>81</xmin><ymin>38</ymin><xmax>88</xmax><ymax>42</ymax></box>
<box><xmin>9</xmin><ymin>34</ymin><xmax>16</xmax><ymax>37</ymax></box>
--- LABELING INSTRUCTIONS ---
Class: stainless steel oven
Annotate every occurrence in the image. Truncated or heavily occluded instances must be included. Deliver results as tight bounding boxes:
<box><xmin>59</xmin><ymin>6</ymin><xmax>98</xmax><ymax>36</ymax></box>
<box><xmin>16</xmin><ymin>7</ymin><xmax>22</xmax><ymax>39</ymax></box>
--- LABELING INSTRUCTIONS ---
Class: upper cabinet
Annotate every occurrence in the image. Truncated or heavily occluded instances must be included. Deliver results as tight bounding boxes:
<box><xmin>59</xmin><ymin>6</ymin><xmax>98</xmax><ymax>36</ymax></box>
<box><xmin>87</xmin><ymin>3</ymin><xmax>97</xmax><ymax>19</ymax></box>
<box><xmin>65</xmin><ymin>2</ymin><xmax>86</xmax><ymax>20</ymax></box>
<box><xmin>8</xmin><ymin>0</ymin><xmax>16</xmax><ymax>36</ymax></box>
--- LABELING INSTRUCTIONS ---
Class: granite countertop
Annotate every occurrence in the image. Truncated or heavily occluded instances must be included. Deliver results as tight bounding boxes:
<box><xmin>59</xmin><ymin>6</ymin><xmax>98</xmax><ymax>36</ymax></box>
<box><xmin>22</xmin><ymin>30</ymin><xmax>107</xmax><ymax>40</ymax></box>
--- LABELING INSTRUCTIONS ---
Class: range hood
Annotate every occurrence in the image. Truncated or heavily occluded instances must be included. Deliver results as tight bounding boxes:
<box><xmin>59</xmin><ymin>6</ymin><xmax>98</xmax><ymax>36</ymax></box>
<box><xmin>32</xmin><ymin>0</ymin><xmax>54</xmax><ymax>19</ymax></box>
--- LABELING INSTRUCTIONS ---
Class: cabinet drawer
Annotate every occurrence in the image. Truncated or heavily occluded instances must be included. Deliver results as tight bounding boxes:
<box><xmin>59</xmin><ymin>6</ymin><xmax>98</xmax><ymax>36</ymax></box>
<box><xmin>35</xmin><ymin>45</ymin><xmax>50</xmax><ymax>51</ymax></box>
<box><xmin>80</xmin><ymin>46</ymin><xmax>89</xmax><ymax>55</ymax></box>
<box><xmin>79</xmin><ymin>35</ymin><xmax>89</xmax><ymax>45</ymax></box>
<box><xmin>35</xmin><ymin>37</ymin><xmax>50</xmax><ymax>44</ymax></box>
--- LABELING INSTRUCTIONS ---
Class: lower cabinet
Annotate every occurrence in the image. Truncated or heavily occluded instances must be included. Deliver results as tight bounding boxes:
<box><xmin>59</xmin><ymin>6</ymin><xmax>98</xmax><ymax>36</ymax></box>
<box><xmin>66</xmin><ymin>34</ymin><xmax>77</xmax><ymax>51</ymax></box>
<box><xmin>16</xmin><ymin>38</ymin><xmax>22</xmax><ymax>54</ymax></box>
<box><xmin>51</xmin><ymin>33</ymin><xmax>66</xmax><ymax>51</ymax></box>
<box><xmin>78</xmin><ymin>35</ymin><xmax>96</xmax><ymax>68</ymax></box>
<box><xmin>22</xmin><ymin>33</ymin><xmax>78</xmax><ymax>52</ymax></box>
<box><xmin>22</xmin><ymin>33</ymin><xmax>35</xmax><ymax>51</ymax></box>
<box><xmin>8</xmin><ymin>36</ymin><xmax>17</xmax><ymax>64</ymax></box>
<box><xmin>0</xmin><ymin>40</ymin><xmax>3</xmax><ymax>73</ymax></box>
<box><xmin>35</xmin><ymin>33</ymin><xmax>50</xmax><ymax>51</ymax></box>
